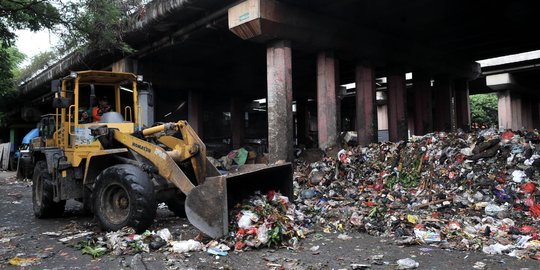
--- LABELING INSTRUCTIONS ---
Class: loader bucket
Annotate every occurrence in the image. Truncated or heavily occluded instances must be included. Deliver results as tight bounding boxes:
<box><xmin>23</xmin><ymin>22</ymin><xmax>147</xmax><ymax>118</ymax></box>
<box><xmin>185</xmin><ymin>163</ymin><xmax>293</xmax><ymax>238</ymax></box>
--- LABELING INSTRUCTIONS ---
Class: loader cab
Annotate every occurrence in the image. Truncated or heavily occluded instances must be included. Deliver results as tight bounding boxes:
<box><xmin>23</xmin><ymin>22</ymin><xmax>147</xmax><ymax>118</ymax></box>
<box><xmin>51</xmin><ymin>70</ymin><xmax>141</xmax><ymax>167</ymax></box>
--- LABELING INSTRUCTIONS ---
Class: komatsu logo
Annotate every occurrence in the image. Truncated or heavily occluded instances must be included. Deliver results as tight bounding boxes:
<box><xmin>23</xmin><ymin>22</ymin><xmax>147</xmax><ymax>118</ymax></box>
<box><xmin>132</xmin><ymin>142</ymin><xmax>151</xmax><ymax>153</ymax></box>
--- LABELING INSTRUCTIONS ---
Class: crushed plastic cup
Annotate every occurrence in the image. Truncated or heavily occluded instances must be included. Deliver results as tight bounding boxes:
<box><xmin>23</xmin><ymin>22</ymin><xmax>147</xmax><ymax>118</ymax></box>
<box><xmin>396</xmin><ymin>258</ymin><xmax>419</xmax><ymax>269</ymax></box>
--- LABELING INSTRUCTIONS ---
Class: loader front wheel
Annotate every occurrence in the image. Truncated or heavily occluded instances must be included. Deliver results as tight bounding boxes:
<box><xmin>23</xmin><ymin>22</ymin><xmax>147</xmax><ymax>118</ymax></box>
<box><xmin>32</xmin><ymin>160</ymin><xmax>65</xmax><ymax>218</ymax></box>
<box><xmin>94</xmin><ymin>164</ymin><xmax>156</xmax><ymax>233</ymax></box>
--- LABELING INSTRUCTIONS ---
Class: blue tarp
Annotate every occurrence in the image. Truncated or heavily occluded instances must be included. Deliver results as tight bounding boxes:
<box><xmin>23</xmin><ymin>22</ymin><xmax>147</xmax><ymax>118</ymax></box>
<box><xmin>22</xmin><ymin>128</ymin><xmax>39</xmax><ymax>145</ymax></box>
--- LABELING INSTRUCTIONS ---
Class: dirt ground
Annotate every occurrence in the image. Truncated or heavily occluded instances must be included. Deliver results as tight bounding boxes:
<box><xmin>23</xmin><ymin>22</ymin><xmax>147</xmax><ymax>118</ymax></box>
<box><xmin>0</xmin><ymin>171</ymin><xmax>536</xmax><ymax>269</ymax></box>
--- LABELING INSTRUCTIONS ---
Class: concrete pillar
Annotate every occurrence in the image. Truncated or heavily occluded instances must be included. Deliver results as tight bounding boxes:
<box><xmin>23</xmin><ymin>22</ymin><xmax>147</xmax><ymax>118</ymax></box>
<box><xmin>521</xmin><ymin>96</ymin><xmax>532</xmax><ymax>129</ymax></box>
<box><xmin>317</xmin><ymin>51</ymin><xmax>339</xmax><ymax>150</ymax></box>
<box><xmin>532</xmin><ymin>98</ymin><xmax>540</xmax><ymax>129</ymax></box>
<box><xmin>454</xmin><ymin>78</ymin><xmax>470</xmax><ymax>131</ymax></box>
<box><xmin>188</xmin><ymin>90</ymin><xmax>203</xmax><ymax>138</ymax></box>
<box><xmin>355</xmin><ymin>65</ymin><xmax>377</xmax><ymax>145</ymax></box>
<box><xmin>112</xmin><ymin>58</ymin><xmax>138</xmax><ymax>73</ymax></box>
<box><xmin>296</xmin><ymin>98</ymin><xmax>309</xmax><ymax>146</ymax></box>
<box><xmin>387</xmin><ymin>72</ymin><xmax>408</xmax><ymax>141</ymax></box>
<box><xmin>511</xmin><ymin>93</ymin><xmax>523</xmax><ymax>130</ymax></box>
<box><xmin>498</xmin><ymin>90</ymin><xmax>527</xmax><ymax>130</ymax></box>
<box><xmin>267</xmin><ymin>40</ymin><xmax>293</xmax><ymax>162</ymax></box>
<box><xmin>231</xmin><ymin>97</ymin><xmax>245</xmax><ymax>149</ymax></box>
<box><xmin>498</xmin><ymin>90</ymin><xmax>512</xmax><ymax>130</ymax></box>
<box><xmin>412</xmin><ymin>71</ymin><xmax>433</xmax><ymax>135</ymax></box>
<box><xmin>138</xmin><ymin>87</ymin><xmax>154</xmax><ymax>127</ymax></box>
<box><xmin>433</xmin><ymin>76</ymin><xmax>453</xmax><ymax>131</ymax></box>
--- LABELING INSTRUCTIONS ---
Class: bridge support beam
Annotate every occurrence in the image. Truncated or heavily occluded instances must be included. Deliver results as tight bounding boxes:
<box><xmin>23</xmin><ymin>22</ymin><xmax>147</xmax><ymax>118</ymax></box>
<box><xmin>317</xmin><ymin>51</ymin><xmax>339</xmax><ymax>150</ymax></box>
<box><xmin>498</xmin><ymin>91</ymin><xmax>537</xmax><ymax>130</ymax></box>
<box><xmin>454</xmin><ymin>78</ymin><xmax>470</xmax><ymax>131</ymax></box>
<box><xmin>267</xmin><ymin>40</ymin><xmax>294</xmax><ymax>162</ymax></box>
<box><xmin>188</xmin><ymin>90</ymin><xmax>204</xmax><ymax>138</ymax></box>
<box><xmin>355</xmin><ymin>64</ymin><xmax>377</xmax><ymax>145</ymax></box>
<box><xmin>412</xmin><ymin>71</ymin><xmax>433</xmax><ymax>135</ymax></box>
<box><xmin>387</xmin><ymin>71</ymin><xmax>408</xmax><ymax>141</ymax></box>
<box><xmin>433</xmin><ymin>75</ymin><xmax>454</xmax><ymax>131</ymax></box>
<box><xmin>231</xmin><ymin>97</ymin><xmax>245</xmax><ymax>149</ymax></box>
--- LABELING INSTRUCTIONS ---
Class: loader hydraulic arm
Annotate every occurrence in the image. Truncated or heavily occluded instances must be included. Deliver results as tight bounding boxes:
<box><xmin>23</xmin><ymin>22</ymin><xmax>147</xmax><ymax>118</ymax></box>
<box><xmin>140</xmin><ymin>121</ymin><xmax>207</xmax><ymax>184</ymax></box>
<box><xmin>112</xmin><ymin>130</ymin><xmax>195</xmax><ymax>194</ymax></box>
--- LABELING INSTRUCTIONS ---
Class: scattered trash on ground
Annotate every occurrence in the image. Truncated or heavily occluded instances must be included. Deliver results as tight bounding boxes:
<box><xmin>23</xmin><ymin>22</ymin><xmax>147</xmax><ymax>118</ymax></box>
<box><xmin>293</xmin><ymin>129</ymin><xmax>540</xmax><ymax>260</ymax></box>
<box><xmin>396</xmin><ymin>257</ymin><xmax>419</xmax><ymax>269</ymax></box>
<box><xmin>225</xmin><ymin>191</ymin><xmax>308</xmax><ymax>250</ymax></box>
<box><xmin>16</xmin><ymin>128</ymin><xmax>540</xmax><ymax>263</ymax></box>
<box><xmin>8</xmin><ymin>256</ymin><xmax>40</xmax><ymax>267</ymax></box>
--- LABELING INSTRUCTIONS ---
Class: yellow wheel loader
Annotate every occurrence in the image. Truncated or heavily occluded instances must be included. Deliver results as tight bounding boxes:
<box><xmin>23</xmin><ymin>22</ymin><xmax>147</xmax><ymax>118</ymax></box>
<box><xmin>30</xmin><ymin>70</ymin><xmax>292</xmax><ymax>238</ymax></box>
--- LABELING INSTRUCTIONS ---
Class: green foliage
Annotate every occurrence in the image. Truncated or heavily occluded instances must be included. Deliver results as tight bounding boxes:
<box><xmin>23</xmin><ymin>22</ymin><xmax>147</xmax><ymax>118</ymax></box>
<box><xmin>0</xmin><ymin>46</ymin><xmax>25</xmax><ymax>92</ymax></box>
<box><xmin>470</xmin><ymin>93</ymin><xmax>498</xmax><ymax>126</ymax></box>
<box><xmin>15</xmin><ymin>50</ymin><xmax>57</xmax><ymax>83</ymax></box>
<box><xmin>58</xmin><ymin>0</ymin><xmax>147</xmax><ymax>54</ymax></box>
<box><xmin>0</xmin><ymin>0</ymin><xmax>61</xmax><ymax>47</ymax></box>
<box><xmin>74</xmin><ymin>240</ymin><xmax>108</xmax><ymax>258</ymax></box>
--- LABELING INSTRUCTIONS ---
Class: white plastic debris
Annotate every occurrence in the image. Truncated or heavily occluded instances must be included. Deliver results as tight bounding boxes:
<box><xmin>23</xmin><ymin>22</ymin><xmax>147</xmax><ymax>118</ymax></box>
<box><xmin>170</xmin><ymin>240</ymin><xmax>204</xmax><ymax>253</ymax></box>
<box><xmin>257</xmin><ymin>224</ymin><xmax>269</xmax><ymax>244</ymax></box>
<box><xmin>396</xmin><ymin>258</ymin><xmax>419</xmax><ymax>269</ymax></box>
<box><xmin>337</xmin><ymin>234</ymin><xmax>352</xmax><ymax>240</ymax></box>
<box><xmin>156</xmin><ymin>228</ymin><xmax>172</xmax><ymax>242</ymax></box>
<box><xmin>472</xmin><ymin>261</ymin><xmax>486</xmax><ymax>269</ymax></box>
<box><xmin>511</xmin><ymin>170</ymin><xmax>526</xmax><ymax>183</ymax></box>
<box><xmin>237</xmin><ymin>210</ymin><xmax>258</xmax><ymax>229</ymax></box>
<box><xmin>484</xmin><ymin>203</ymin><xmax>502</xmax><ymax>217</ymax></box>
<box><xmin>481</xmin><ymin>243</ymin><xmax>515</xmax><ymax>255</ymax></box>
<box><xmin>59</xmin><ymin>232</ymin><xmax>94</xmax><ymax>243</ymax></box>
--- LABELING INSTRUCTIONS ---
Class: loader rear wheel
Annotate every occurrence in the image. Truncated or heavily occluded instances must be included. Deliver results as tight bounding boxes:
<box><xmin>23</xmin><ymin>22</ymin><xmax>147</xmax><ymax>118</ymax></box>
<box><xmin>32</xmin><ymin>160</ymin><xmax>65</xmax><ymax>218</ymax></box>
<box><xmin>94</xmin><ymin>164</ymin><xmax>156</xmax><ymax>233</ymax></box>
<box><xmin>165</xmin><ymin>193</ymin><xmax>187</xmax><ymax>217</ymax></box>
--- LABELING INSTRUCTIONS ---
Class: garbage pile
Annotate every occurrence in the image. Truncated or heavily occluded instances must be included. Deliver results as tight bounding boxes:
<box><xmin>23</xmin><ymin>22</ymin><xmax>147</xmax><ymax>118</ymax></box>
<box><xmin>57</xmin><ymin>191</ymin><xmax>304</xmax><ymax>258</ymax></box>
<box><xmin>224</xmin><ymin>191</ymin><xmax>307</xmax><ymax>250</ymax></box>
<box><xmin>294</xmin><ymin>129</ymin><xmax>540</xmax><ymax>260</ymax></box>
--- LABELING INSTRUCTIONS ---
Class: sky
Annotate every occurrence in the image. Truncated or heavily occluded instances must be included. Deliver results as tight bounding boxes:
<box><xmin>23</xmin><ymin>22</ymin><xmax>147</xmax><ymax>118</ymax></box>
<box><xmin>15</xmin><ymin>29</ymin><xmax>59</xmax><ymax>67</ymax></box>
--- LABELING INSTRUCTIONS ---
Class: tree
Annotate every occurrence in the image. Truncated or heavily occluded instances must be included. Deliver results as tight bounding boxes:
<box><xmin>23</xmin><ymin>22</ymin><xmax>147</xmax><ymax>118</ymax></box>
<box><xmin>58</xmin><ymin>0</ymin><xmax>147</xmax><ymax>54</ymax></box>
<box><xmin>15</xmin><ymin>50</ymin><xmax>57</xmax><ymax>83</ymax></box>
<box><xmin>470</xmin><ymin>93</ymin><xmax>498</xmax><ymax>127</ymax></box>
<box><xmin>0</xmin><ymin>0</ymin><xmax>61</xmax><ymax>47</ymax></box>
<box><xmin>1</xmin><ymin>0</ymin><xmax>147</xmax><ymax>89</ymax></box>
<box><xmin>0</xmin><ymin>46</ymin><xmax>24</xmax><ymax>92</ymax></box>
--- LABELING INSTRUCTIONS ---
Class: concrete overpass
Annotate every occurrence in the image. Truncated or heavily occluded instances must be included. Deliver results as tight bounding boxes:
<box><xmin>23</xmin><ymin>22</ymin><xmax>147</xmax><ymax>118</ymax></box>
<box><xmin>10</xmin><ymin>0</ymin><xmax>540</xmax><ymax>161</ymax></box>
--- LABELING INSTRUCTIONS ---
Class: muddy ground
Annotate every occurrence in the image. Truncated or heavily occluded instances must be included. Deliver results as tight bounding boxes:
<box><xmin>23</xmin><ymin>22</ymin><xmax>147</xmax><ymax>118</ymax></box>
<box><xmin>0</xmin><ymin>171</ymin><xmax>536</xmax><ymax>269</ymax></box>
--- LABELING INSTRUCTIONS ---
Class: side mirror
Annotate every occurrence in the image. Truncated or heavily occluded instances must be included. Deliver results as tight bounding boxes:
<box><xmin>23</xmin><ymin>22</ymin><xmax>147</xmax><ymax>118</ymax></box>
<box><xmin>52</xmin><ymin>97</ymin><xmax>70</xmax><ymax>109</ymax></box>
<box><xmin>51</xmin><ymin>79</ymin><xmax>61</xmax><ymax>93</ymax></box>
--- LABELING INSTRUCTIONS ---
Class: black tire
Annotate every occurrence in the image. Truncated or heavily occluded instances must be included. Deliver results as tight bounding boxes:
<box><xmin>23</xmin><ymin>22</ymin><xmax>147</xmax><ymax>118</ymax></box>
<box><xmin>165</xmin><ymin>193</ymin><xmax>187</xmax><ymax>217</ymax></box>
<box><xmin>8</xmin><ymin>154</ymin><xmax>16</xmax><ymax>171</ymax></box>
<box><xmin>80</xmin><ymin>186</ymin><xmax>94</xmax><ymax>216</ymax></box>
<box><xmin>93</xmin><ymin>164</ymin><xmax>156</xmax><ymax>233</ymax></box>
<box><xmin>32</xmin><ymin>160</ymin><xmax>66</xmax><ymax>218</ymax></box>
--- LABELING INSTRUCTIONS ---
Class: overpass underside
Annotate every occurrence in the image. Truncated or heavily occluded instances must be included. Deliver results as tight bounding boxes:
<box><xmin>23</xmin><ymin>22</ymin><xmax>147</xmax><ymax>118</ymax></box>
<box><xmin>16</xmin><ymin>0</ymin><xmax>540</xmax><ymax>161</ymax></box>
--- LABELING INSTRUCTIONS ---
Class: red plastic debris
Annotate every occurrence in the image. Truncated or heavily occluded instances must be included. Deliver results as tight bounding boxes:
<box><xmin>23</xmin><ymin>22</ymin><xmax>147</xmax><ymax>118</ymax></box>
<box><xmin>234</xmin><ymin>241</ymin><xmax>246</xmax><ymax>250</ymax></box>
<box><xmin>501</xmin><ymin>130</ymin><xmax>515</xmax><ymax>140</ymax></box>
<box><xmin>522</xmin><ymin>182</ymin><xmax>537</xmax><ymax>194</ymax></box>
<box><xmin>520</xmin><ymin>225</ymin><xmax>539</xmax><ymax>234</ymax></box>
<box><xmin>530</xmin><ymin>204</ymin><xmax>540</xmax><ymax>218</ymax></box>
